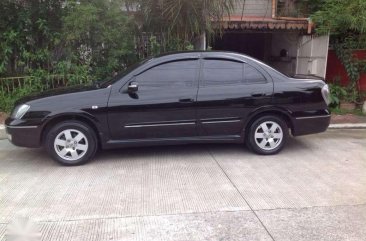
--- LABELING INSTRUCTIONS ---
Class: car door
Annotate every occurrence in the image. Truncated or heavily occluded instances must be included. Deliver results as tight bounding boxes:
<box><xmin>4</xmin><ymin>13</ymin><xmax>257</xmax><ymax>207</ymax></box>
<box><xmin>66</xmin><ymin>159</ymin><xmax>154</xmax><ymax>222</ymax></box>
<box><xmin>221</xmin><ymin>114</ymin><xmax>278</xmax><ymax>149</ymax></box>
<box><xmin>196</xmin><ymin>58</ymin><xmax>273</xmax><ymax>138</ymax></box>
<box><xmin>107</xmin><ymin>58</ymin><xmax>200</xmax><ymax>141</ymax></box>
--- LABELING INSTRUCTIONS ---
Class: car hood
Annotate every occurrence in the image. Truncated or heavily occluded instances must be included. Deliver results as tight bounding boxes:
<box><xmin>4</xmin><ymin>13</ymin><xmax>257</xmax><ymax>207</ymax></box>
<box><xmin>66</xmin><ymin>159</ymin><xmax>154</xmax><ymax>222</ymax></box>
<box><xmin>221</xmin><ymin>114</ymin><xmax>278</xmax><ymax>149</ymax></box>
<box><xmin>16</xmin><ymin>84</ymin><xmax>100</xmax><ymax>105</ymax></box>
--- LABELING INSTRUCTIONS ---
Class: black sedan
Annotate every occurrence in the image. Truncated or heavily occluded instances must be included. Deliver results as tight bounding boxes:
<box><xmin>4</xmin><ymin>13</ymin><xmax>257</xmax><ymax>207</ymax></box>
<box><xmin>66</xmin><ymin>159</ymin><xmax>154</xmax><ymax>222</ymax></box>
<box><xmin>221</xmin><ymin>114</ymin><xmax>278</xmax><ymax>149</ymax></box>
<box><xmin>6</xmin><ymin>51</ymin><xmax>331</xmax><ymax>165</ymax></box>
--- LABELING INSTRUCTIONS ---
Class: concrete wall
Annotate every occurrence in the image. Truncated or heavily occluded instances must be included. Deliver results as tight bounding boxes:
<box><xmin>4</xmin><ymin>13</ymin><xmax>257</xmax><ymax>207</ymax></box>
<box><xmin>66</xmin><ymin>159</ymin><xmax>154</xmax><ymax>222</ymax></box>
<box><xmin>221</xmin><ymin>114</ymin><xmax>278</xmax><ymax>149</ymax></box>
<box><xmin>269</xmin><ymin>32</ymin><xmax>300</xmax><ymax>76</ymax></box>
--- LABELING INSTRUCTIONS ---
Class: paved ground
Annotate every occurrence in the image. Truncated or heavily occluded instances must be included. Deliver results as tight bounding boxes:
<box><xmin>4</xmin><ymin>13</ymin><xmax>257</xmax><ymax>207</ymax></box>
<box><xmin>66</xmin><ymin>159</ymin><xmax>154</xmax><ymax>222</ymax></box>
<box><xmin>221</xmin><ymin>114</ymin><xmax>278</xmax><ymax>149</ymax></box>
<box><xmin>0</xmin><ymin>129</ymin><xmax>365</xmax><ymax>241</ymax></box>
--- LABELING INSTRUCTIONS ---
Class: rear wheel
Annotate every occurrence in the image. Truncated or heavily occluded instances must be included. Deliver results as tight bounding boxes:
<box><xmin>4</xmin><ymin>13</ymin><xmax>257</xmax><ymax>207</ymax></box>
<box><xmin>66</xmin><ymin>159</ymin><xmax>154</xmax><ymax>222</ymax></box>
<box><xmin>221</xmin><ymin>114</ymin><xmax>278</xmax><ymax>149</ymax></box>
<box><xmin>45</xmin><ymin>121</ymin><xmax>97</xmax><ymax>166</ymax></box>
<box><xmin>247</xmin><ymin>115</ymin><xmax>289</xmax><ymax>155</ymax></box>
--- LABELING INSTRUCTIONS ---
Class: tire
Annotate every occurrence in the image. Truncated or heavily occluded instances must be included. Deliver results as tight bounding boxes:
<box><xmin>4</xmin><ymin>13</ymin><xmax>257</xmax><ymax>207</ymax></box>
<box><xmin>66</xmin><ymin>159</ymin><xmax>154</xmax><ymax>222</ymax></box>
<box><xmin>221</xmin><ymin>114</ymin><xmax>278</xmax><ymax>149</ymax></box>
<box><xmin>45</xmin><ymin>121</ymin><xmax>97</xmax><ymax>166</ymax></box>
<box><xmin>246</xmin><ymin>115</ymin><xmax>289</xmax><ymax>155</ymax></box>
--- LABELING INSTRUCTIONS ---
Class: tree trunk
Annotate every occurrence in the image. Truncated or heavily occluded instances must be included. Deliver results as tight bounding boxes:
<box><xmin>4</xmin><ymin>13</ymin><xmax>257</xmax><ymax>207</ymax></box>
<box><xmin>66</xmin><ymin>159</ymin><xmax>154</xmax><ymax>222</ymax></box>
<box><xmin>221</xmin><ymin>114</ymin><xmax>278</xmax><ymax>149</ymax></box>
<box><xmin>194</xmin><ymin>32</ymin><xmax>206</xmax><ymax>50</ymax></box>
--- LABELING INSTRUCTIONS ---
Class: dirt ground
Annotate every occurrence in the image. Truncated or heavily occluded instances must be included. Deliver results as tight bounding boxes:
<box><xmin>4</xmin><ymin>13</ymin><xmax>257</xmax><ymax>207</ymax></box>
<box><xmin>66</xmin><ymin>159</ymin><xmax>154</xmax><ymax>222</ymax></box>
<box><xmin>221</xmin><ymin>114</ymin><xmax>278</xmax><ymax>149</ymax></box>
<box><xmin>331</xmin><ymin>113</ymin><xmax>366</xmax><ymax>124</ymax></box>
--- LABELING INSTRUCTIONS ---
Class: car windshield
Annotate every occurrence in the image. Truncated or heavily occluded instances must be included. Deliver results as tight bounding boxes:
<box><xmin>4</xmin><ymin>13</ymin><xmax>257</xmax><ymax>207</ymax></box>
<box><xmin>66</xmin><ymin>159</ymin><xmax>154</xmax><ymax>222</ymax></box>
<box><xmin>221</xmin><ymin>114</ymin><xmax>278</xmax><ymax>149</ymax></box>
<box><xmin>97</xmin><ymin>58</ymin><xmax>152</xmax><ymax>88</ymax></box>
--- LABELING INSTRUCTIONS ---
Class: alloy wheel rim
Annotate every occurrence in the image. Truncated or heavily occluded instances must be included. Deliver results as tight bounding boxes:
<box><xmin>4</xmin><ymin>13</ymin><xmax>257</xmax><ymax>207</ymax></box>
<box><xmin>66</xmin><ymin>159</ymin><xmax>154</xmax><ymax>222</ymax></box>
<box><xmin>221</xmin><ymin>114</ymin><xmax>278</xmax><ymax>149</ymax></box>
<box><xmin>54</xmin><ymin>129</ymin><xmax>88</xmax><ymax>161</ymax></box>
<box><xmin>254</xmin><ymin>121</ymin><xmax>283</xmax><ymax>151</ymax></box>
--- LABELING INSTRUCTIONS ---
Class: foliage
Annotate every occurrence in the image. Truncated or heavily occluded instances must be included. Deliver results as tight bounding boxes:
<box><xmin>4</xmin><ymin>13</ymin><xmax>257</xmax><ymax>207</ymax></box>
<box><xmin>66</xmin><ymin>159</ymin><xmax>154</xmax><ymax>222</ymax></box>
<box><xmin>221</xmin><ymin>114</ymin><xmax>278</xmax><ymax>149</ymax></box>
<box><xmin>0</xmin><ymin>0</ymin><xmax>65</xmax><ymax>76</ymax></box>
<box><xmin>0</xmin><ymin>0</ymin><xmax>138</xmax><ymax>112</ymax></box>
<box><xmin>332</xmin><ymin>41</ymin><xmax>366</xmax><ymax>102</ymax></box>
<box><xmin>62</xmin><ymin>0</ymin><xmax>137</xmax><ymax>80</ymax></box>
<box><xmin>328</xmin><ymin>80</ymin><xmax>360</xmax><ymax>109</ymax></box>
<box><xmin>0</xmin><ymin>0</ymin><xmax>137</xmax><ymax>80</ymax></box>
<box><xmin>300</xmin><ymin>0</ymin><xmax>326</xmax><ymax>15</ymax></box>
<box><xmin>312</xmin><ymin>0</ymin><xmax>366</xmax><ymax>101</ymax></box>
<box><xmin>329</xmin><ymin>83</ymin><xmax>347</xmax><ymax>107</ymax></box>
<box><xmin>334</xmin><ymin>43</ymin><xmax>359</xmax><ymax>82</ymax></box>
<box><xmin>1</xmin><ymin>0</ymin><xmax>236</xmax><ymax>112</ymax></box>
<box><xmin>0</xmin><ymin>71</ymin><xmax>91</xmax><ymax>113</ymax></box>
<box><xmin>0</xmin><ymin>83</ymin><xmax>37</xmax><ymax>113</ymax></box>
<box><xmin>132</xmin><ymin>0</ymin><xmax>236</xmax><ymax>50</ymax></box>
<box><xmin>312</xmin><ymin>0</ymin><xmax>366</xmax><ymax>36</ymax></box>
<box><xmin>330</xmin><ymin>107</ymin><xmax>366</xmax><ymax>116</ymax></box>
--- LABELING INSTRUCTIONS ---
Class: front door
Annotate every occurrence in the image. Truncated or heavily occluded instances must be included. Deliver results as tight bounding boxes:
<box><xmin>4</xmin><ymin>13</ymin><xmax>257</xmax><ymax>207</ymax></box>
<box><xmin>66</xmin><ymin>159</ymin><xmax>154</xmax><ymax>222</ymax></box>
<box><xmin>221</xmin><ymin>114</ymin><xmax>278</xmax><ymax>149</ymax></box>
<box><xmin>107</xmin><ymin>59</ymin><xmax>199</xmax><ymax>141</ymax></box>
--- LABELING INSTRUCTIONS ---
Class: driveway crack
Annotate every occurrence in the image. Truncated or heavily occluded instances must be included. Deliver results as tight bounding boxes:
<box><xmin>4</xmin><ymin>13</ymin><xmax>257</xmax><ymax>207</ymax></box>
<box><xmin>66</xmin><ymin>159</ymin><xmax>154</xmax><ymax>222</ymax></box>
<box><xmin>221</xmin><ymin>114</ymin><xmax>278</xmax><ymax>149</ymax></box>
<box><xmin>207</xmin><ymin>148</ymin><xmax>276</xmax><ymax>241</ymax></box>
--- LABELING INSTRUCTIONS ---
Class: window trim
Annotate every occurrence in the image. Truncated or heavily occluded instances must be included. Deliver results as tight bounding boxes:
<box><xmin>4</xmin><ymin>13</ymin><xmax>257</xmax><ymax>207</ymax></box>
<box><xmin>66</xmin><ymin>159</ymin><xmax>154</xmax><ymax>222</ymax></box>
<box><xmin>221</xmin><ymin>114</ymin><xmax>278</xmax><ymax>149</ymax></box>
<box><xmin>134</xmin><ymin>58</ymin><xmax>200</xmax><ymax>77</ymax></box>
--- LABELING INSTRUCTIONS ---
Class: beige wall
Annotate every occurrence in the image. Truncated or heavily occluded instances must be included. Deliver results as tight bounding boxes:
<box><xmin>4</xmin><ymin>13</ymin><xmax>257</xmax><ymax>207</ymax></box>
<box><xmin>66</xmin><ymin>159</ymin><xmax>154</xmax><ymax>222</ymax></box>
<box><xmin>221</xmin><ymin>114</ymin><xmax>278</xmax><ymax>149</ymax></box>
<box><xmin>232</xmin><ymin>0</ymin><xmax>272</xmax><ymax>18</ymax></box>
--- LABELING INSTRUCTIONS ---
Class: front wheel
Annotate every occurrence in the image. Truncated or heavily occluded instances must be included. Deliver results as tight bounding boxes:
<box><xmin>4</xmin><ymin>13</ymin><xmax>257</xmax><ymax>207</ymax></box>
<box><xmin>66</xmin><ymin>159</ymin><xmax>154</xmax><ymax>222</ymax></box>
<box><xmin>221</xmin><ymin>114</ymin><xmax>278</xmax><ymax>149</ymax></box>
<box><xmin>247</xmin><ymin>115</ymin><xmax>289</xmax><ymax>155</ymax></box>
<box><xmin>45</xmin><ymin>121</ymin><xmax>97</xmax><ymax>166</ymax></box>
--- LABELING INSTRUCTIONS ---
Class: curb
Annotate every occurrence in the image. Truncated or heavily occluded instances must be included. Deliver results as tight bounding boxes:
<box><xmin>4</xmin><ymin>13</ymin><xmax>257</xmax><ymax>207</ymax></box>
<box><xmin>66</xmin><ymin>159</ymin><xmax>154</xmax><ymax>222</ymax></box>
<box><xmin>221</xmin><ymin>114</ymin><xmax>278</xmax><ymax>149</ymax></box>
<box><xmin>328</xmin><ymin>123</ymin><xmax>366</xmax><ymax>129</ymax></box>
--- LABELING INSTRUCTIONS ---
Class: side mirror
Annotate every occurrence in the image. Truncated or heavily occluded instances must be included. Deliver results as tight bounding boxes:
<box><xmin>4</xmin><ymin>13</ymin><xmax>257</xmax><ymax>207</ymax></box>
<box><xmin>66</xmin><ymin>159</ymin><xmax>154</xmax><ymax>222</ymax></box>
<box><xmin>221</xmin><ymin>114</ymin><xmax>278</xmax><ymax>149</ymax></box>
<box><xmin>128</xmin><ymin>82</ymin><xmax>138</xmax><ymax>93</ymax></box>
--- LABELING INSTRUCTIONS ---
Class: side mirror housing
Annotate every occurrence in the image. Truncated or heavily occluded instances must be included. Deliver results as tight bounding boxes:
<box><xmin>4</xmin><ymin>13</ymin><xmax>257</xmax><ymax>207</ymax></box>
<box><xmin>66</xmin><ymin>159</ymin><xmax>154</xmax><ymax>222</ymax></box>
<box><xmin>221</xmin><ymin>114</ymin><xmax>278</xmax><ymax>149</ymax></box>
<box><xmin>128</xmin><ymin>82</ymin><xmax>138</xmax><ymax>93</ymax></box>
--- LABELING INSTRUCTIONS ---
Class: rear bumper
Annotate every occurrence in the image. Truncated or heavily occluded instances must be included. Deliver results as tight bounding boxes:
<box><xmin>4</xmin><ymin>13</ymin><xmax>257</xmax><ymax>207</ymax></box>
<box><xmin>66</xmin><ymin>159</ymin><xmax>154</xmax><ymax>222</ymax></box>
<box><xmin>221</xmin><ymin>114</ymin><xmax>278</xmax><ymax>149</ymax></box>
<box><xmin>5</xmin><ymin>118</ymin><xmax>42</xmax><ymax>148</ymax></box>
<box><xmin>292</xmin><ymin>114</ymin><xmax>331</xmax><ymax>136</ymax></box>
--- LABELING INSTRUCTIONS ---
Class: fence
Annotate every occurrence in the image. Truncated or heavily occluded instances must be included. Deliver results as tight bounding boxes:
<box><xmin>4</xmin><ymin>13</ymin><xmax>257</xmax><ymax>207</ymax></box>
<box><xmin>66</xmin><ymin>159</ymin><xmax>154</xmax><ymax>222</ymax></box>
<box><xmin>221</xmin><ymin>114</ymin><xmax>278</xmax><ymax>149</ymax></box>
<box><xmin>0</xmin><ymin>74</ymin><xmax>89</xmax><ymax>95</ymax></box>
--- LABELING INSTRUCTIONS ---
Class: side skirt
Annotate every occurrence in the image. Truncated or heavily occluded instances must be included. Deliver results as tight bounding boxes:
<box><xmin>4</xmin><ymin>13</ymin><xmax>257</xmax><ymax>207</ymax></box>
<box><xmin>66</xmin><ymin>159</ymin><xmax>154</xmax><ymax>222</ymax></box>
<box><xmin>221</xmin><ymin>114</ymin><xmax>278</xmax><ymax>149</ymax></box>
<box><xmin>103</xmin><ymin>135</ymin><xmax>243</xmax><ymax>150</ymax></box>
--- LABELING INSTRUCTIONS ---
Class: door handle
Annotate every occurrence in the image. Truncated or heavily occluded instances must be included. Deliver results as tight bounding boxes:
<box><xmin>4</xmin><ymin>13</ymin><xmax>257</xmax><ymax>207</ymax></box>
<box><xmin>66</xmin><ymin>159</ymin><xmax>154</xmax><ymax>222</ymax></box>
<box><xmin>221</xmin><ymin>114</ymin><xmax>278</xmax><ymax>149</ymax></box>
<box><xmin>251</xmin><ymin>93</ymin><xmax>265</xmax><ymax>98</ymax></box>
<box><xmin>179</xmin><ymin>98</ymin><xmax>195</xmax><ymax>103</ymax></box>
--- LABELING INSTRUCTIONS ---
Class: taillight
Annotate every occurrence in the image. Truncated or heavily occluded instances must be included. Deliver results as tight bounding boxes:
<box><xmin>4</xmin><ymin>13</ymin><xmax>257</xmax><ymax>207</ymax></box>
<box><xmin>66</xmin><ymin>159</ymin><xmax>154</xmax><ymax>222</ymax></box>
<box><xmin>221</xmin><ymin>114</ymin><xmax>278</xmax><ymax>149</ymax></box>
<box><xmin>321</xmin><ymin>84</ymin><xmax>331</xmax><ymax>106</ymax></box>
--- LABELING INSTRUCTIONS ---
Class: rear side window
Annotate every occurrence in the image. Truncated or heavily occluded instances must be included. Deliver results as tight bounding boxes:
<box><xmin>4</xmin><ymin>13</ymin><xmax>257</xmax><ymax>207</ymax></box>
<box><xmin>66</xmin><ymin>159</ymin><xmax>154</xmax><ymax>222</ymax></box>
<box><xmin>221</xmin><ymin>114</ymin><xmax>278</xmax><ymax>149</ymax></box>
<box><xmin>135</xmin><ymin>59</ymin><xmax>198</xmax><ymax>90</ymax></box>
<box><xmin>201</xmin><ymin>59</ymin><xmax>244</xmax><ymax>86</ymax></box>
<box><xmin>245</xmin><ymin>64</ymin><xmax>267</xmax><ymax>84</ymax></box>
<box><xmin>200</xmin><ymin>59</ymin><xmax>267</xmax><ymax>86</ymax></box>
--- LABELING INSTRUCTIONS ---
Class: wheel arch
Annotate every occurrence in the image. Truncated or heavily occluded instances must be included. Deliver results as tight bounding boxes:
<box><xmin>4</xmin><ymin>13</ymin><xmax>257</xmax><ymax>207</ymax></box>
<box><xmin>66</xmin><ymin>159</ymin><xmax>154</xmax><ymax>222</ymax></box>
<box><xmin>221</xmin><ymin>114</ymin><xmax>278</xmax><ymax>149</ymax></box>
<box><xmin>244</xmin><ymin>107</ymin><xmax>294</xmax><ymax>136</ymax></box>
<box><xmin>41</xmin><ymin>113</ymin><xmax>102</xmax><ymax>147</ymax></box>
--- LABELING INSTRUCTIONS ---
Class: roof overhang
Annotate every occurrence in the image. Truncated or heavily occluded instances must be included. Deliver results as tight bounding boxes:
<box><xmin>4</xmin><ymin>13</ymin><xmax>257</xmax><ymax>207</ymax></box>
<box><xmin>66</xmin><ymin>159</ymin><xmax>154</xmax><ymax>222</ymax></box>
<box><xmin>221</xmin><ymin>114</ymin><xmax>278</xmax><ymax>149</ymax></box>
<box><xmin>214</xmin><ymin>16</ymin><xmax>312</xmax><ymax>34</ymax></box>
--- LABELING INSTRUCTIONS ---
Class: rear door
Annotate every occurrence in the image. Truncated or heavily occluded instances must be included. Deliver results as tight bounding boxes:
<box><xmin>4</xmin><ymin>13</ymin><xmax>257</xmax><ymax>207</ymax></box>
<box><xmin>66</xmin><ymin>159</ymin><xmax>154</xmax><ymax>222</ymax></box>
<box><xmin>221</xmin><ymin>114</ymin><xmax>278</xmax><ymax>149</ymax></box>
<box><xmin>196</xmin><ymin>57</ymin><xmax>273</xmax><ymax>138</ymax></box>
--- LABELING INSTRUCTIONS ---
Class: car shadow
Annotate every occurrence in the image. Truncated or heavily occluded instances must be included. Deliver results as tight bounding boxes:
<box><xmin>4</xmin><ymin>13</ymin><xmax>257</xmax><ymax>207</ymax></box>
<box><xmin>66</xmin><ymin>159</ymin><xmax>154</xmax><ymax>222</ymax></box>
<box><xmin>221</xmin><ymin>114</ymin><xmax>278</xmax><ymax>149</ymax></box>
<box><xmin>93</xmin><ymin>137</ymin><xmax>309</xmax><ymax>164</ymax></box>
<box><xmin>2</xmin><ymin>136</ymin><xmax>310</xmax><ymax>167</ymax></box>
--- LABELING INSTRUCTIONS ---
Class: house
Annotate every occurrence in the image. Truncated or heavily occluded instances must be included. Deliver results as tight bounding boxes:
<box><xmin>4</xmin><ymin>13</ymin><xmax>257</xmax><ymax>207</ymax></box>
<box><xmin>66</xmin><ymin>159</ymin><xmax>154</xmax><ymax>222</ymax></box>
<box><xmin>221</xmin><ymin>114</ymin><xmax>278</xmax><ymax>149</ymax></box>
<box><xmin>208</xmin><ymin>0</ymin><xmax>330</xmax><ymax>78</ymax></box>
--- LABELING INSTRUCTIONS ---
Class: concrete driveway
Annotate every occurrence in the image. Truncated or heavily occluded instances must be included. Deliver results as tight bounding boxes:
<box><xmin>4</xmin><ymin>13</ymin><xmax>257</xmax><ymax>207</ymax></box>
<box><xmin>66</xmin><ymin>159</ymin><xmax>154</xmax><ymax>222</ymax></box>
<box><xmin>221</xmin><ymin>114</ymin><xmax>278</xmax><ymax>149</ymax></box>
<box><xmin>0</xmin><ymin>129</ymin><xmax>365</xmax><ymax>241</ymax></box>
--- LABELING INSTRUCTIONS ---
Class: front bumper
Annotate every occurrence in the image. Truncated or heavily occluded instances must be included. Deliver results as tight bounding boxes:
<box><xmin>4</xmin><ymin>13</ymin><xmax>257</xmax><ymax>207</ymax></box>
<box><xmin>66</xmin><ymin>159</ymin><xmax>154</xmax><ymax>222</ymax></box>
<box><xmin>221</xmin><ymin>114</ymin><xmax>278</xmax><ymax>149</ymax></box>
<box><xmin>5</xmin><ymin>118</ymin><xmax>42</xmax><ymax>148</ymax></box>
<box><xmin>292</xmin><ymin>114</ymin><xmax>331</xmax><ymax>136</ymax></box>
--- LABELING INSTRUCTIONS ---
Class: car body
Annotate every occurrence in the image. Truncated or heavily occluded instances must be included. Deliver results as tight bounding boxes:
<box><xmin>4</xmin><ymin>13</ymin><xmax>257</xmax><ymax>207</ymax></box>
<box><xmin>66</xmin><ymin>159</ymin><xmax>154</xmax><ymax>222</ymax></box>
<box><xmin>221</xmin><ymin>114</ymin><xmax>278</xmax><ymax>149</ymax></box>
<box><xmin>6</xmin><ymin>51</ymin><xmax>331</xmax><ymax>165</ymax></box>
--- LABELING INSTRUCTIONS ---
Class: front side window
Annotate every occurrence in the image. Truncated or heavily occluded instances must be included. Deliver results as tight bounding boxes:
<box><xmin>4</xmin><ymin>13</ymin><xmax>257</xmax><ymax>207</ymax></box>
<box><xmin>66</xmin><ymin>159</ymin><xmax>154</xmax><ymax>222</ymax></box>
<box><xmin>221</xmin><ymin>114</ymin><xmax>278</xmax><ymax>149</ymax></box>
<box><xmin>135</xmin><ymin>60</ymin><xmax>198</xmax><ymax>90</ymax></box>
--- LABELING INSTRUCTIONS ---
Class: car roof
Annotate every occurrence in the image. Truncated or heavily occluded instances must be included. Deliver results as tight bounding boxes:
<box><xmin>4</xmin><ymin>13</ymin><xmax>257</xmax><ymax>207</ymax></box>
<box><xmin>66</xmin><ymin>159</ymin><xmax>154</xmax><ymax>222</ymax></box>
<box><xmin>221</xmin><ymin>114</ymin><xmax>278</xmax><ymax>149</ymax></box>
<box><xmin>153</xmin><ymin>50</ymin><xmax>249</xmax><ymax>59</ymax></box>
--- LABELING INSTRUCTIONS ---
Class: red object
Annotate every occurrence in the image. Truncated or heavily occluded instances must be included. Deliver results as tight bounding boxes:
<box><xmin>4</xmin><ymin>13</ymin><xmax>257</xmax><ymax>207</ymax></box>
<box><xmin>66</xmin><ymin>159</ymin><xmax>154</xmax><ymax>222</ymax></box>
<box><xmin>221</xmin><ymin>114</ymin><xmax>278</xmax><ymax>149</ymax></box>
<box><xmin>326</xmin><ymin>49</ymin><xmax>366</xmax><ymax>92</ymax></box>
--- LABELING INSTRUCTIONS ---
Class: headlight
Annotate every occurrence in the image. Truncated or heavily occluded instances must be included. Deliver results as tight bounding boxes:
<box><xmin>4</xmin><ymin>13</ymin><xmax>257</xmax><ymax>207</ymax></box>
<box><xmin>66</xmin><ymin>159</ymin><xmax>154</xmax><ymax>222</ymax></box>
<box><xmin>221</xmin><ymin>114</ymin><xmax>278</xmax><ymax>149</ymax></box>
<box><xmin>321</xmin><ymin>84</ymin><xmax>331</xmax><ymax>106</ymax></box>
<box><xmin>11</xmin><ymin>104</ymin><xmax>30</xmax><ymax>119</ymax></box>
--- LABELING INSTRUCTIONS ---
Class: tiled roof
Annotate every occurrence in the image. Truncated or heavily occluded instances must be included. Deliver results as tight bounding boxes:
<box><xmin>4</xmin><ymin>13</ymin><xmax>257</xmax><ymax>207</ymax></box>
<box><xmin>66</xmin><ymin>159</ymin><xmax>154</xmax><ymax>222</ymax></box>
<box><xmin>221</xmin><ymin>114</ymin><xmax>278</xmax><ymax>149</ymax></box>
<box><xmin>215</xmin><ymin>16</ymin><xmax>311</xmax><ymax>32</ymax></box>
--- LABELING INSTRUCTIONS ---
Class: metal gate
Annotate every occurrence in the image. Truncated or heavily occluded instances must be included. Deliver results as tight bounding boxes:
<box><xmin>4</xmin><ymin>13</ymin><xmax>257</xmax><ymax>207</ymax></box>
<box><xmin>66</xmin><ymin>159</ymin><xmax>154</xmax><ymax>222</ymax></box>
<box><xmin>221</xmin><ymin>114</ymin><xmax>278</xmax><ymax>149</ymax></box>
<box><xmin>296</xmin><ymin>35</ymin><xmax>330</xmax><ymax>78</ymax></box>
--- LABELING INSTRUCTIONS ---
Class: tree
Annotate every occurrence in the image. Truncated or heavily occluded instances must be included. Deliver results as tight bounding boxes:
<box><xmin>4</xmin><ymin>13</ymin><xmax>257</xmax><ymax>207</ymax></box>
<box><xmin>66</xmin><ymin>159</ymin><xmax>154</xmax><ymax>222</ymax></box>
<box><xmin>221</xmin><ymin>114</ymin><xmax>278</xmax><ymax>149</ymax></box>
<box><xmin>312</xmin><ymin>0</ymin><xmax>366</xmax><ymax>37</ymax></box>
<box><xmin>132</xmin><ymin>0</ymin><xmax>237</xmax><ymax>50</ymax></box>
<box><xmin>0</xmin><ymin>0</ymin><xmax>65</xmax><ymax>76</ymax></box>
<box><xmin>312</xmin><ymin>0</ymin><xmax>366</xmax><ymax>101</ymax></box>
<box><xmin>62</xmin><ymin>0</ymin><xmax>137</xmax><ymax>79</ymax></box>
